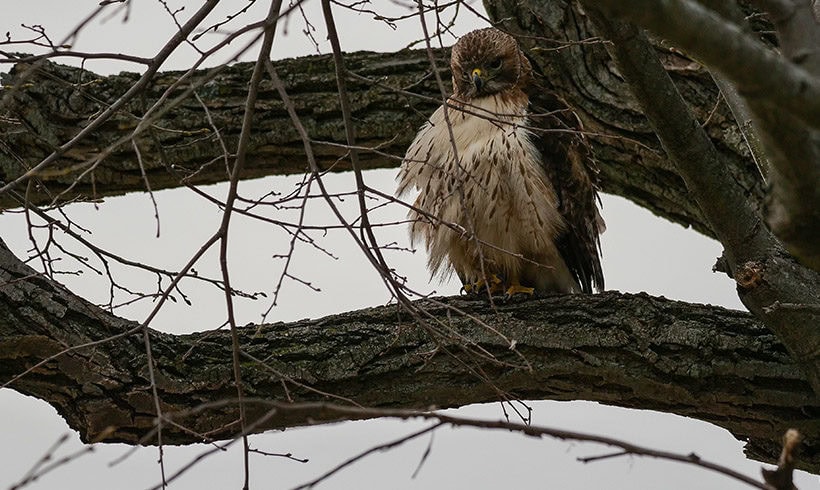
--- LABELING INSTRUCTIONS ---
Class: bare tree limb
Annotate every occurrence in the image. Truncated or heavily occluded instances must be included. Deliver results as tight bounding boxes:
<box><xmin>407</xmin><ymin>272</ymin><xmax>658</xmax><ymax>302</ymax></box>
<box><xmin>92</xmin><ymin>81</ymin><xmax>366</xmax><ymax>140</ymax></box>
<box><xmin>700</xmin><ymin>0</ymin><xmax>773</xmax><ymax>178</ymax></box>
<box><xmin>753</xmin><ymin>0</ymin><xmax>820</xmax><ymax>74</ymax></box>
<box><xmin>1</xmin><ymin>1</ymin><xmax>818</xmax><ymax>486</ymax></box>
<box><xmin>282</xmin><ymin>403</ymin><xmax>770</xmax><ymax>490</ymax></box>
<box><xmin>748</xmin><ymin>0</ymin><xmax>820</xmax><ymax>273</ymax></box>
<box><xmin>591</xmin><ymin>0</ymin><xmax>820</xmax><ymax>128</ymax></box>
<box><xmin>211</xmin><ymin>3</ymin><xmax>285</xmax><ymax>487</ymax></box>
<box><xmin>586</xmin><ymin>0</ymin><xmax>820</xmax><ymax>272</ymax></box>
<box><xmin>0</xmin><ymin>238</ymin><xmax>816</xmax><ymax>470</ymax></box>
<box><xmin>0</xmin><ymin>0</ymin><xmax>222</xmax><ymax>196</ymax></box>
<box><xmin>0</xmin><ymin>48</ymin><xmax>755</xmax><ymax>237</ymax></box>
<box><xmin>576</xmin><ymin>4</ymin><xmax>820</xmax><ymax>400</ymax></box>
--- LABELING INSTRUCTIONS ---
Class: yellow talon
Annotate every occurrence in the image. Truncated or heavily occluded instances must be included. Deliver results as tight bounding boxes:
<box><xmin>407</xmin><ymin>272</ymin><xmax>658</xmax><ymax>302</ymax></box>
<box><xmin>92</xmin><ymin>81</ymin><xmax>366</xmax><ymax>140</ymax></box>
<box><xmin>463</xmin><ymin>274</ymin><xmax>503</xmax><ymax>295</ymax></box>
<box><xmin>505</xmin><ymin>284</ymin><xmax>535</xmax><ymax>297</ymax></box>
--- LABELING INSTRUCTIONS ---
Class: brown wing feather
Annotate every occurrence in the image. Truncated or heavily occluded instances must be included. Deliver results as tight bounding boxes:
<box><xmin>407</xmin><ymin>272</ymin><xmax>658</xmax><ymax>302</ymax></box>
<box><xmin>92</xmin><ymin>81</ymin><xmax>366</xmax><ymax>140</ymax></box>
<box><xmin>528</xmin><ymin>87</ymin><xmax>605</xmax><ymax>293</ymax></box>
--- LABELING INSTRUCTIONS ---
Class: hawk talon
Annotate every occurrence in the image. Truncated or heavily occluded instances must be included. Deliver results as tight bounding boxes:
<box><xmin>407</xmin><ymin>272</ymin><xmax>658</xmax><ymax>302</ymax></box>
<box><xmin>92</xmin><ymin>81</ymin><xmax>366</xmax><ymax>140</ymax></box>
<box><xmin>463</xmin><ymin>274</ymin><xmax>503</xmax><ymax>296</ymax></box>
<box><xmin>504</xmin><ymin>284</ymin><xmax>535</xmax><ymax>298</ymax></box>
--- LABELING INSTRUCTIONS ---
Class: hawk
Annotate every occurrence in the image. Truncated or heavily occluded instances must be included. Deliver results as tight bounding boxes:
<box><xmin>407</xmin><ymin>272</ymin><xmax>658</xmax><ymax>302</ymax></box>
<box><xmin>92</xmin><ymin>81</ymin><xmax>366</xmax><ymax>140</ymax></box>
<box><xmin>397</xmin><ymin>27</ymin><xmax>604</xmax><ymax>296</ymax></box>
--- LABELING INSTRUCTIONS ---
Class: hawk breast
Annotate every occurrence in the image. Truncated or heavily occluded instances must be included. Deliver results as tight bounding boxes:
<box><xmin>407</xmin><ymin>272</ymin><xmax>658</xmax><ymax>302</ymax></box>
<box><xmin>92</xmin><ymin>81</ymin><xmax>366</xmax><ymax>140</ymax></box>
<box><xmin>398</xmin><ymin>94</ymin><xmax>574</xmax><ymax>291</ymax></box>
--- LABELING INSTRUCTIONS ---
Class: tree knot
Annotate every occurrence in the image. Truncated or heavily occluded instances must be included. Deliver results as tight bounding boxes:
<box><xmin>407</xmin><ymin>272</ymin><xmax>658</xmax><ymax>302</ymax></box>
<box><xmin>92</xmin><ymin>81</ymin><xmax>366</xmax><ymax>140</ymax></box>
<box><xmin>735</xmin><ymin>261</ymin><xmax>764</xmax><ymax>290</ymax></box>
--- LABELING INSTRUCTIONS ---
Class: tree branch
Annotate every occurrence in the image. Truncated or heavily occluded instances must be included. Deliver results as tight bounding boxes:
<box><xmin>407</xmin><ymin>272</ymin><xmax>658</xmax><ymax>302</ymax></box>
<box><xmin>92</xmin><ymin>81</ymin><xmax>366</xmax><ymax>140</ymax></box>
<box><xmin>750</xmin><ymin>0</ymin><xmax>820</xmax><ymax>272</ymax></box>
<box><xmin>1</xmin><ymin>1</ymin><xmax>818</xmax><ymax>484</ymax></box>
<box><xmin>586</xmin><ymin>0</ymin><xmax>820</xmax><ymax>272</ymax></box>
<box><xmin>568</xmin><ymin>4</ymin><xmax>820</xmax><ymax>400</ymax></box>
<box><xmin>0</xmin><ymin>238</ymin><xmax>816</xmax><ymax>470</ymax></box>
<box><xmin>0</xmin><ymin>45</ymin><xmax>756</xmax><ymax>237</ymax></box>
<box><xmin>592</xmin><ymin>0</ymin><xmax>820</xmax><ymax>127</ymax></box>
<box><xmin>762</xmin><ymin>429</ymin><xmax>803</xmax><ymax>490</ymax></box>
<box><xmin>283</xmin><ymin>403</ymin><xmax>771</xmax><ymax>490</ymax></box>
<box><xmin>486</xmin><ymin>0</ymin><xmax>767</xmax><ymax>232</ymax></box>
<box><xmin>0</xmin><ymin>0</ymin><xmax>223</xmax><ymax>197</ymax></box>
<box><xmin>753</xmin><ymin>0</ymin><xmax>820</xmax><ymax>74</ymax></box>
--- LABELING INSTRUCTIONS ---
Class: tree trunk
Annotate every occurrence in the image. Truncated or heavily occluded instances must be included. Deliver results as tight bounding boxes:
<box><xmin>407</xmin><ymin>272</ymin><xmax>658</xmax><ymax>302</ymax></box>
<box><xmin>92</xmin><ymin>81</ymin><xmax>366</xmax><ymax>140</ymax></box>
<box><xmin>0</xmin><ymin>239</ymin><xmax>816</xmax><ymax>469</ymax></box>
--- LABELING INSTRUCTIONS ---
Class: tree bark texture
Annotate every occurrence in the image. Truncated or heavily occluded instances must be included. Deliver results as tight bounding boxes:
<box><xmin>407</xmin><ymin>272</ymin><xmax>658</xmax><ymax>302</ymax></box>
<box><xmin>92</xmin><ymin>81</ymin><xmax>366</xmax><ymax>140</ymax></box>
<box><xmin>482</xmin><ymin>0</ymin><xmax>820</xmax><ymax>391</ymax></box>
<box><xmin>576</xmin><ymin>0</ymin><xmax>820</xmax><ymax>272</ymax></box>
<box><xmin>568</xmin><ymin>3</ymin><xmax>820</xmax><ymax>393</ymax></box>
<box><xmin>0</xmin><ymin>239</ymin><xmax>817</xmax><ymax>470</ymax></box>
<box><xmin>0</xmin><ymin>51</ymin><xmax>444</xmax><ymax>208</ymax></box>
<box><xmin>0</xmin><ymin>15</ymin><xmax>762</xmax><ymax>238</ymax></box>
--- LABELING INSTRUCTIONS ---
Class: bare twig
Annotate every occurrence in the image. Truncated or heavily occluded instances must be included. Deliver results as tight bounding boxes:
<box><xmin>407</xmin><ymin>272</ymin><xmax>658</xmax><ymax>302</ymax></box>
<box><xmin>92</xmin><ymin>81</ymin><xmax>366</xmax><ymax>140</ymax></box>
<box><xmin>173</xmin><ymin>399</ymin><xmax>773</xmax><ymax>490</ymax></box>
<box><xmin>9</xmin><ymin>434</ymin><xmax>95</xmax><ymax>490</ymax></box>
<box><xmin>216</xmin><ymin>2</ymin><xmax>284</xmax><ymax>488</ymax></box>
<box><xmin>291</xmin><ymin>422</ymin><xmax>445</xmax><ymax>489</ymax></box>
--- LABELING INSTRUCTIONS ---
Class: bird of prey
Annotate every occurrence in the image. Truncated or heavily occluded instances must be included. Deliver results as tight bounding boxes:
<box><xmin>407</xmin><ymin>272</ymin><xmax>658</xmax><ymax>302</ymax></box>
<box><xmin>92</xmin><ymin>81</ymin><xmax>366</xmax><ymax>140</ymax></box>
<box><xmin>396</xmin><ymin>27</ymin><xmax>604</xmax><ymax>296</ymax></box>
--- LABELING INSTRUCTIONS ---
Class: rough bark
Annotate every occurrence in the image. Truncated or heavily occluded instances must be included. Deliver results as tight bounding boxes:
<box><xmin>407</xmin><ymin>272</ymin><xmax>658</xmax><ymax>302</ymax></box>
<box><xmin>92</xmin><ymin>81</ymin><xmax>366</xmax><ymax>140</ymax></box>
<box><xmin>484</xmin><ymin>0</ymin><xmax>766</xmax><ymax>235</ymax></box>
<box><xmin>0</xmin><ymin>238</ymin><xmax>817</xmax><ymax>470</ymax></box>
<box><xmin>0</xmin><ymin>51</ymin><xmax>445</xmax><ymax>208</ymax></box>
<box><xmin>0</xmin><ymin>42</ymin><xmax>760</xmax><ymax>237</ymax></box>
<box><xmin>580</xmin><ymin>0</ymin><xmax>820</xmax><ymax>271</ymax></box>
<box><xmin>569</xmin><ymin>4</ymin><xmax>820</xmax><ymax>398</ymax></box>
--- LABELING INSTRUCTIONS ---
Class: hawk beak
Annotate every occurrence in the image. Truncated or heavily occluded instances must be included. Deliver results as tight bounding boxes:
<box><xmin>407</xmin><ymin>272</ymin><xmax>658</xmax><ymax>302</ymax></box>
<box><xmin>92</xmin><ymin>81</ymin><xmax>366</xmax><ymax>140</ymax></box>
<box><xmin>471</xmin><ymin>68</ymin><xmax>483</xmax><ymax>92</ymax></box>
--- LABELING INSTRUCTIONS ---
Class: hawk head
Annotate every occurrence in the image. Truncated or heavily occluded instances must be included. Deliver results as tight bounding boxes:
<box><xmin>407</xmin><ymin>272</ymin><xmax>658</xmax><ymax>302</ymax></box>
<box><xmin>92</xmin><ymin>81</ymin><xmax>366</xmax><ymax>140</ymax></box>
<box><xmin>450</xmin><ymin>28</ymin><xmax>532</xmax><ymax>100</ymax></box>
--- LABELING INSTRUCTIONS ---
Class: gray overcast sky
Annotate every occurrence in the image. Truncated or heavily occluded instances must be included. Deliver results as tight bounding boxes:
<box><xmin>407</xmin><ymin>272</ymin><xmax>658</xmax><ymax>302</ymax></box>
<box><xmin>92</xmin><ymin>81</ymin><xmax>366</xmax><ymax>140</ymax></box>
<box><xmin>1</xmin><ymin>1</ymin><xmax>816</xmax><ymax>489</ymax></box>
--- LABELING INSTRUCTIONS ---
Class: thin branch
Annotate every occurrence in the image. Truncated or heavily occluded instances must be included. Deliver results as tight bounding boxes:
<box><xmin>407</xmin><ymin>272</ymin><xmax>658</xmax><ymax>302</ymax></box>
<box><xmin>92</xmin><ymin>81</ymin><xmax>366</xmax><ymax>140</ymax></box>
<box><xmin>9</xmin><ymin>434</ymin><xmax>95</xmax><ymax>490</ymax></box>
<box><xmin>0</xmin><ymin>51</ymin><xmax>152</xmax><ymax>65</ymax></box>
<box><xmin>202</xmin><ymin>400</ymin><xmax>773</xmax><ymax>490</ymax></box>
<box><xmin>291</xmin><ymin>422</ymin><xmax>445</xmax><ymax>490</ymax></box>
<box><xmin>320</xmin><ymin>0</ymin><xmax>403</xmax><ymax>300</ymax></box>
<box><xmin>247</xmin><ymin>448</ymin><xmax>308</xmax><ymax>463</ymax></box>
<box><xmin>215</xmin><ymin>2</ymin><xmax>284</xmax><ymax>488</ymax></box>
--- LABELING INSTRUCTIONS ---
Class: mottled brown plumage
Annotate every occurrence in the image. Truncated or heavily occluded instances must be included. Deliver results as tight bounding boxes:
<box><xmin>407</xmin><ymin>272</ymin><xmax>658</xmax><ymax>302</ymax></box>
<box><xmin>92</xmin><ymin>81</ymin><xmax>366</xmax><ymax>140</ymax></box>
<box><xmin>397</xmin><ymin>27</ymin><xmax>604</xmax><ymax>295</ymax></box>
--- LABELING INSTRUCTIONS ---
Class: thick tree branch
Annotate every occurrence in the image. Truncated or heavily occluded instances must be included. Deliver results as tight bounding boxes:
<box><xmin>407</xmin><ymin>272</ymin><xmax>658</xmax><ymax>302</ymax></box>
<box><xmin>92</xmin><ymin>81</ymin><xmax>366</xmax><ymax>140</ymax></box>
<box><xmin>486</xmin><ymin>0</ymin><xmax>767</xmax><ymax>236</ymax></box>
<box><xmin>573</xmin><ymin>5</ymin><xmax>820</xmax><ymax>397</ymax></box>
<box><xmin>0</xmin><ymin>2</ymin><xmax>818</xmax><ymax>484</ymax></box>
<box><xmin>586</xmin><ymin>0</ymin><xmax>820</xmax><ymax>272</ymax></box>
<box><xmin>0</xmin><ymin>239</ymin><xmax>817</xmax><ymax>470</ymax></box>
<box><xmin>0</xmin><ymin>52</ymin><xmax>445</xmax><ymax>207</ymax></box>
<box><xmin>578</xmin><ymin>12</ymin><xmax>766</xmax><ymax>267</ymax></box>
<box><xmin>593</xmin><ymin>0</ymin><xmax>820</xmax><ymax>127</ymax></box>
<box><xmin>0</xmin><ymin>46</ymin><xmax>757</xmax><ymax>237</ymax></box>
<box><xmin>700</xmin><ymin>0</ymin><xmax>773</xmax><ymax>178</ymax></box>
<box><xmin>751</xmin><ymin>0</ymin><xmax>820</xmax><ymax>273</ymax></box>
<box><xmin>753</xmin><ymin>0</ymin><xmax>820</xmax><ymax>74</ymax></box>
<box><xmin>0</xmin><ymin>0</ymin><xmax>223</xmax><ymax>197</ymax></box>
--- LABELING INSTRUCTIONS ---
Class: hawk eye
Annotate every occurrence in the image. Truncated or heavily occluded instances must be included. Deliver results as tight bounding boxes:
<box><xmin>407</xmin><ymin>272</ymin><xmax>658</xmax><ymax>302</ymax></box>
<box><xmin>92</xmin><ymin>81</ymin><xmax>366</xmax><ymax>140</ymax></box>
<box><xmin>489</xmin><ymin>57</ymin><xmax>503</xmax><ymax>70</ymax></box>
